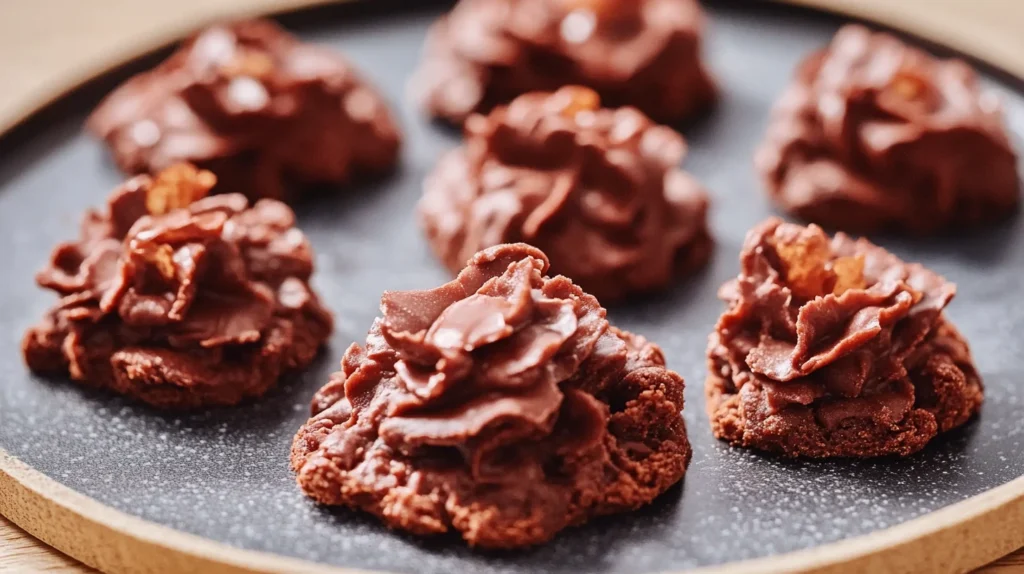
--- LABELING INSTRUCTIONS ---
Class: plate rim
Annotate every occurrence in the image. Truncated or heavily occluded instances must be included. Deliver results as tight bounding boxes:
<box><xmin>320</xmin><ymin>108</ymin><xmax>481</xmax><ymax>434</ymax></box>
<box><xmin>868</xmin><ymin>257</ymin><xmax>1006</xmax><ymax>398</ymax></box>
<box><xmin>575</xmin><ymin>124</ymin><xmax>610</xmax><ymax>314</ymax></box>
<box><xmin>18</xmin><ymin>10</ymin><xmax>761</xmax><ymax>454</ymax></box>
<box><xmin>4</xmin><ymin>448</ymin><xmax>1023</xmax><ymax>574</ymax></box>
<box><xmin>1</xmin><ymin>1</ymin><xmax>1023</xmax><ymax>573</ymax></box>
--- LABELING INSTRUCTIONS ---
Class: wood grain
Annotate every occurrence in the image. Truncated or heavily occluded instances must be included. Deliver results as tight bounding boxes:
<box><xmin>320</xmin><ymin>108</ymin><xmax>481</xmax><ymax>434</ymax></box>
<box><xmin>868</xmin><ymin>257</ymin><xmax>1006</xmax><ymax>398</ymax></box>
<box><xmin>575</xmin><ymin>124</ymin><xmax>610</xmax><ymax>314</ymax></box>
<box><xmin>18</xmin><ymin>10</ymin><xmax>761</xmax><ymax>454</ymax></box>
<box><xmin>1</xmin><ymin>0</ymin><xmax>1023</xmax><ymax>573</ymax></box>
<box><xmin>1</xmin><ymin>500</ymin><xmax>1021</xmax><ymax>573</ymax></box>
<box><xmin>1</xmin><ymin>516</ymin><xmax>96</xmax><ymax>573</ymax></box>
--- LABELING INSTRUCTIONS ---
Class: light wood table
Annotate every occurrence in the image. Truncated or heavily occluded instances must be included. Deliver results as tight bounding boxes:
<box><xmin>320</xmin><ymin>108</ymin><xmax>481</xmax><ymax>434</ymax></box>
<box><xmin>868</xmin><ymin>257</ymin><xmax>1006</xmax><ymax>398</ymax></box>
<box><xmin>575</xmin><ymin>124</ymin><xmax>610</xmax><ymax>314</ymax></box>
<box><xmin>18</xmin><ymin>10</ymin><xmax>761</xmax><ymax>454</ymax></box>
<box><xmin>1</xmin><ymin>0</ymin><xmax>1023</xmax><ymax>573</ymax></box>
<box><xmin>1</xmin><ymin>516</ymin><xmax>95</xmax><ymax>573</ymax></box>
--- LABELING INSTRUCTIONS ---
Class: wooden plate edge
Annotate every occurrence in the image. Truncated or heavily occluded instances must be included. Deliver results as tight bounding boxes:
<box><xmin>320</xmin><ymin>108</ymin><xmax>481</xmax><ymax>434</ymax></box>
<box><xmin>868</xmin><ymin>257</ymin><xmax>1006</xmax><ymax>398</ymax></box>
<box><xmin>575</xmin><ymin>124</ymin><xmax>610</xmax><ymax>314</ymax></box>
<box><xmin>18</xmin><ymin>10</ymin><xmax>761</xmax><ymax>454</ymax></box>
<box><xmin>0</xmin><ymin>0</ymin><xmax>342</xmax><ymax>135</ymax></box>
<box><xmin>0</xmin><ymin>450</ymin><xmax>361</xmax><ymax>574</ymax></box>
<box><xmin>3</xmin><ymin>447</ymin><xmax>1023</xmax><ymax>574</ymax></box>
<box><xmin>2</xmin><ymin>0</ymin><xmax>1023</xmax><ymax>572</ymax></box>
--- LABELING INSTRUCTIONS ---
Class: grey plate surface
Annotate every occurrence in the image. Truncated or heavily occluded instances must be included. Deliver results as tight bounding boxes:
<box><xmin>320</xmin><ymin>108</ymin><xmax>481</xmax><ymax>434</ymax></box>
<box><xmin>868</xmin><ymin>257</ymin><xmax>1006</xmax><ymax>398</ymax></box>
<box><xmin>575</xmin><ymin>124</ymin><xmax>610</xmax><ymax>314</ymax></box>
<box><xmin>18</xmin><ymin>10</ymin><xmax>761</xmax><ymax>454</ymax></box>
<box><xmin>1</xmin><ymin>1</ymin><xmax>1023</xmax><ymax>573</ymax></box>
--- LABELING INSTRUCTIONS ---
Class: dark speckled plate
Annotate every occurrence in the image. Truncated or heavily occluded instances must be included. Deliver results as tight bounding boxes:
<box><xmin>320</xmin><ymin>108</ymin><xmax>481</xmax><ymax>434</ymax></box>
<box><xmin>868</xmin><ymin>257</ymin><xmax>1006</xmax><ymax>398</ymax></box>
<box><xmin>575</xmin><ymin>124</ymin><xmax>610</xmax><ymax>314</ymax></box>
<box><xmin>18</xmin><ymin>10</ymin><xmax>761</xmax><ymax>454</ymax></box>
<box><xmin>1</xmin><ymin>1</ymin><xmax>1023</xmax><ymax>573</ymax></box>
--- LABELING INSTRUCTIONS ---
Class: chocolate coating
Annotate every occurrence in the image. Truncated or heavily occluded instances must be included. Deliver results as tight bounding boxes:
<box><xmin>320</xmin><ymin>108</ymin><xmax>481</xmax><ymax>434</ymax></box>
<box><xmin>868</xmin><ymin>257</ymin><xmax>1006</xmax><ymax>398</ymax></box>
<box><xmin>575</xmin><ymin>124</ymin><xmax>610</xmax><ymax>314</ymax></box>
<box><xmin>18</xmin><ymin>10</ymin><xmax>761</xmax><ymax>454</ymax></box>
<box><xmin>420</xmin><ymin>87</ymin><xmax>712</xmax><ymax>302</ymax></box>
<box><xmin>88</xmin><ymin>19</ymin><xmax>401</xmax><ymax>203</ymax></box>
<box><xmin>756</xmin><ymin>25</ymin><xmax>1020</xmax><ymax>234</ymax></box>
<box><xmin>412</xmin><ymin>0</ymin><xmax>716</xmax><ymax>125</ymax></box>
<box><xmin>706</xmin><ymin>218</ymin><xmax>983</xmax><ymax>458</ymax></box>
<box><xmin>23</xmin><ymin>165</ymin><xmax>334</xmax><ymax>409</ymax></box>
<box><xmin>291</xmin><ymin>243</ymin><xmax>690</xmax><ymax>548</ymax></box>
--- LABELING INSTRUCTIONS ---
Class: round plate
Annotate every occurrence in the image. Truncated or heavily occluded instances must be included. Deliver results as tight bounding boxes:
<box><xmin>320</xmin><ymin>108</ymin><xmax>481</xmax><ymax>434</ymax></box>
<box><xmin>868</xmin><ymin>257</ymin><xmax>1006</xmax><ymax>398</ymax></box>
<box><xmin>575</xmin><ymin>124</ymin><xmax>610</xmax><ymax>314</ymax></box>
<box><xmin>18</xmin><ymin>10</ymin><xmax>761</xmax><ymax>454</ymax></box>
<box><xmin>1</xmin><ymin>1</ymin><xmax>1023</xmax><ymax>573</ymax></box>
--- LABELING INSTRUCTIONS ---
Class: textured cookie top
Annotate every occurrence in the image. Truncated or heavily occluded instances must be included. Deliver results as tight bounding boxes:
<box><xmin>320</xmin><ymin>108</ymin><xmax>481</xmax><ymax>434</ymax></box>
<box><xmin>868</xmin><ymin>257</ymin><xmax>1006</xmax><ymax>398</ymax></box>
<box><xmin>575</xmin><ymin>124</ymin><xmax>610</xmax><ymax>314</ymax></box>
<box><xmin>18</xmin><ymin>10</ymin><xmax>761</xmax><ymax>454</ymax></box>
<box><xmin>310</xmin><ymin>243</ymin><xmax>621</xmax><ymax>459</ymax></box>
<box><xmin>714</xmin><ymin>217</ymin><xmax>955</xmax><ymax>428</ymax></box>
<box><xmin>34</xmin><ymin>163</ymin><xmax>328</xmax><ymax>372</ymax></box>
<box><xmin>292</xmin><ymin>243</ymin><xmax>690</xmax><ymax>547</ymax></box>
<box><xmin>412</xmin><ymin>0</ymin><xmax>715</xmax><ymax>123</ymax></box>
<box><xmin>88</xmin><ymin>19</ymin><xmax>401</xmax><ymax>202</ymax></box>
<box><xmin>756</xmin><ymin>25</ymin><xmax>1019</xmax><ymax>234</ymax></box>
<box><xmin>421</xmin><ymin>87</ymin><xmax>711</xmax><ymax>302</ymax></box>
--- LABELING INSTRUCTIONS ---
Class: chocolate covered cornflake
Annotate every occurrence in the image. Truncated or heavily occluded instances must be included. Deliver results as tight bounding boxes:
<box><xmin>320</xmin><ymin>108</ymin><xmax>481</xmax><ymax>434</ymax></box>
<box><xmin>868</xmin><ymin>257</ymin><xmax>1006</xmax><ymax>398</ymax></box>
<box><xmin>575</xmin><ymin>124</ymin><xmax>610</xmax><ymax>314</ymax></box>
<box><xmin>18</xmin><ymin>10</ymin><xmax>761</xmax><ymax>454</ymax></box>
<box><xmin>412</xmin><ymin>0</ymin><xmax>716</xmax><ymax>124</ymax></box>
<box><xmin>88</xmin><ymin>19</ymin><xmax>401</xmax><ymax>203</ymax></box>
<box><xmin>291</xmin><ymin>243</ymin><xmax>690</xmax><ymax>547</ymax></box>
<box><xmin>756</xmin><ymin>25</ymin><xmax>1020</xmax><ymax>234</ymax></box>
<box><xmin>23</xmin><ymin>164</ymin><xmax>333</xmax><ymax>409</ymax></box>
<box><xmin>706</xmin><ymin>218</ymin><xmax>982</xmax><ymax>458</ymax></box>
<box><xmin>420</xmin><ymin>86</ymin><xmax>712</xmax><ymax>302</ymax></box>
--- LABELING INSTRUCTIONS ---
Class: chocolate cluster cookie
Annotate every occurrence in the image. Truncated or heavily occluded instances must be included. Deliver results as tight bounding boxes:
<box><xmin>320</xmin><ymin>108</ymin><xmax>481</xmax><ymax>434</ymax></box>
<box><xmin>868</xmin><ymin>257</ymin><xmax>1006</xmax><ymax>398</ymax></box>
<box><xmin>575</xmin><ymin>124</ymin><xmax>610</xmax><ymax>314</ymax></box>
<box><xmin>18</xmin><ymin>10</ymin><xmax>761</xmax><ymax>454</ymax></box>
<box><xmin>706</xmin><ymin>218</ymin><xmax>982</xmax><ymax>458</ymax></box>
<box><xmin>23</xmin><ymin>164</ymin><xmax>334</xmax><ymax>409</ymax></box>
<box><xmin>412</xmin><ymin>0</ymin><xmax>716</xmax><ymax>124</ymax></box>
<box><xmin>420</xmin><ymin>86</ymin><xmax>712</xmax><ymax>302</ymax></box>
<box><xmin>88</xmin><ymin>19</ymin><xmax>401</xmax><ymax>203</ymax></box>
<box><xmin>756</xmin><ymin>25</ymin><xmax>1020</xmax><ymax>234</ymax></box>
<box><xmin>291</xmin><ymin>243</ymin><xmax>690</xmax><ymax>548</ymax></box>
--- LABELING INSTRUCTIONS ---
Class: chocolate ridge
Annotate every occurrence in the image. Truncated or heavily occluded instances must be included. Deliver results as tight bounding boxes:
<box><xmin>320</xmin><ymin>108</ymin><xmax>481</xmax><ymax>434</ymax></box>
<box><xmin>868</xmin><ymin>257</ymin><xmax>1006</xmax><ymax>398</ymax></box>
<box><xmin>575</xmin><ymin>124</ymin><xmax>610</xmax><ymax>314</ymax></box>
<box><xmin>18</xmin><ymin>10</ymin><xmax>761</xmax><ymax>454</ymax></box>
<box><xmin>705</xmin><ymin>218</ymin><xmax>983</xmax><ymax>458</ymax></box>
<box><xmin>23</xmin><ymin>165</ymin><xmax>334</xmax><ymax>409</ymax></box>
<box><xmin>88</xmin><ymin>19</ymin><xmax>401</xmax><ymax>203</ymax></box>
<box><xmin>412</xmin><ymin>0</ymin><xmax>717</xmax><ymax>124</ymax></box>
<box><xmin>756</xmin><ymin>25</ymin><xmax>1020</xmax><ymax>234</ymax></box>
<box><xmin>420</xmin><ymin>86</ymin><xmax>712</xmax><ymax>302</ymax></box>
<box><xmin>292</xmin><ymin>243</ymin><xmax>690</xmax><ymax>547</ymax></box>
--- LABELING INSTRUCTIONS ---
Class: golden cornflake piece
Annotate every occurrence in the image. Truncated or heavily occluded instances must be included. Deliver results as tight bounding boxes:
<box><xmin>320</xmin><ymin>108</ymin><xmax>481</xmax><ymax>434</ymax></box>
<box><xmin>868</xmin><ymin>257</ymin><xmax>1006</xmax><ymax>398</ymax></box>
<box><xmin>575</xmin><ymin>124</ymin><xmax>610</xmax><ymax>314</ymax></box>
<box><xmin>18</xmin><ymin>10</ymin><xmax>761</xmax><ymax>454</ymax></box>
<box><xmin>142</xmin><ymin>244</ymin><xmax>177</xmax><ymax>280</ymax></box>
<box><xmin>221</xmin><ymin>50</ymin><xmax>275</xmax><ymax>79</ymax></box>
<box><xmin>886</xmin><ymin>70</ymin><xmax>938</xmax><ymax>112</ymax></box>
<box><xmin>890</xmin><ymin>73</ymin><xmax>926</xmax><ymax>100</ymax></box>
<box><xmin>829</xmin><ymin>255</ymin><xmax>866</xmax><ymax>295</ymax></box>
<box><xmin>772</xmin><ymin>226</ymin><xmax>834</xmax><ymax>299</ymax></box>
<box><xmin>559</xmin><ymin>0</ymin><xmax>604</xmax><ymax>11</ymax></box>
<box><xmin>559</xmin><ymin>0</ymin><xmax>635</xmax><ymax>19</ymax></box>
<box><xmin>146</xmin><ymin>164</ymin><xmax>217</xmax><ymax>215</ymax></box>
<box><xmin>773</xmin><ymin>224</ymin><xmax>868</xmax><ymax>298</ymax></box>
<box><xmin>554</xmin><ymin>86</ymin><xmax>601</xmax><ymax>119</ymax></box>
